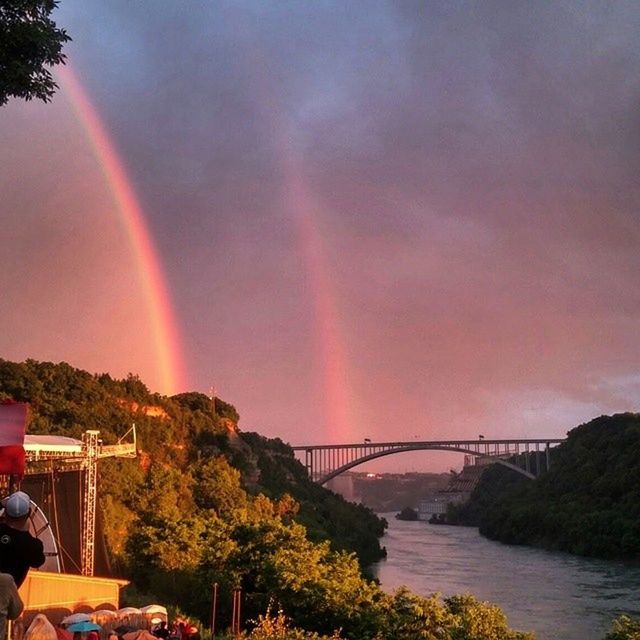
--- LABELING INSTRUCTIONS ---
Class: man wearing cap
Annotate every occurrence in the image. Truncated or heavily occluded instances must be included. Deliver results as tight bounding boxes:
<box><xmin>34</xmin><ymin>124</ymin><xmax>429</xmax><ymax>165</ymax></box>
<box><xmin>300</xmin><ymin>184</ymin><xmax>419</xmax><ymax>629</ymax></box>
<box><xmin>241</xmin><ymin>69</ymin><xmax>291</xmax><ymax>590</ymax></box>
<box><xmin>0</xmin><ymin>491</ymin><xmax>45</xmax><ymax>587</ymax></box>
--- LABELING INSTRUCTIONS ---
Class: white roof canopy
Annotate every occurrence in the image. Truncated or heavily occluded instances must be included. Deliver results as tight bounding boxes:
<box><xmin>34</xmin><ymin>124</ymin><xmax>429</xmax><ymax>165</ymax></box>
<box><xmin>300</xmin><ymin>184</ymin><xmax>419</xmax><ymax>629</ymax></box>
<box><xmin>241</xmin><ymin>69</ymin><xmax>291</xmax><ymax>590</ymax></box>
<box><xmin>24</xmin><ymin>434</ymin><xmax>82</xmax><ymax>454</ymax></box>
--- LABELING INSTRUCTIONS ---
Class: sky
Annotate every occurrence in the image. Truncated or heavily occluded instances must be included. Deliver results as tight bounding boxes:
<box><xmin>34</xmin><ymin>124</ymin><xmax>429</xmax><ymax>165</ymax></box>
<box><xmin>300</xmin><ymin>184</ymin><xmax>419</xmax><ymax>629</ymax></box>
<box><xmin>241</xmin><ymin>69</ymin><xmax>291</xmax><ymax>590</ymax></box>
<box><xmin>1</xmin><ymin>1</ymin><xmax>640</xmax><ymax>471</ymax></box>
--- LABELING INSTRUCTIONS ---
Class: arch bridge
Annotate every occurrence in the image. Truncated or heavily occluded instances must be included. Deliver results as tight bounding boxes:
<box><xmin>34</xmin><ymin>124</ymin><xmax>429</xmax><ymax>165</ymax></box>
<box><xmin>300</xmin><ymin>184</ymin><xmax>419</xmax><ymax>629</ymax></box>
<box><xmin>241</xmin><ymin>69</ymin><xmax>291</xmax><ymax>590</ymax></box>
<box><xmin>292</xmin><ymin>438</ymin><xmax>565</xmax><ymax>485</ymax></box>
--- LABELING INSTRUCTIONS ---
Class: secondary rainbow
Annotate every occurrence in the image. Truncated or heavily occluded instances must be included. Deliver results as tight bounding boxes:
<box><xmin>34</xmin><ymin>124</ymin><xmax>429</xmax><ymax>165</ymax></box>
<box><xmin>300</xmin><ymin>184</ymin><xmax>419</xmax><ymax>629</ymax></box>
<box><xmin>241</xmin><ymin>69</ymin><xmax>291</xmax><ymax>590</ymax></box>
<box><xmin>57</xmin><ymin>65</ymin><xmax>185</xmax><ymax>395</ymax></box>
<box><xmin>282</xmin><ymin>157</ymin><xmax>352</xmax><ymax>442</ymax></box>
<box><xmin>235</xmin><ymin>34</ymin><xmax>355</xmax><ymax>442</ymax></box>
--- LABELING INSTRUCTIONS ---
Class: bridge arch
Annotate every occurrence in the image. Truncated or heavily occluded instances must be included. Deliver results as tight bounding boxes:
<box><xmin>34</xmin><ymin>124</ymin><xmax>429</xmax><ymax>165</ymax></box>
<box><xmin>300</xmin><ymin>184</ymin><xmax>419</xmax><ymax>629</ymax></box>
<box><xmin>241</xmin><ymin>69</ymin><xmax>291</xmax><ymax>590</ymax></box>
<box><xmin>492</xmin><ymin>459</ymin><xmax>536</xmax><ymax>480</ymax></box>
<box><xmin>317</xmin><ymin>444</ymin><xmax>536</xmax><ymax>484</ymax></box>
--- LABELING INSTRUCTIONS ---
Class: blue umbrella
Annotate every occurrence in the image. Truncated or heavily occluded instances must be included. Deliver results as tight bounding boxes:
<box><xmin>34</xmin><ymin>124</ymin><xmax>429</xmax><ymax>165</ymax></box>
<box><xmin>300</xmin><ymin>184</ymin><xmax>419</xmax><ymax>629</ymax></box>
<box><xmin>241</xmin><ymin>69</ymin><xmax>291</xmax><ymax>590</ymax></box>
<box><xmin>67</xmin><ymin>622</ymin><xmax>101</xmax><ymax>633</ymax></box>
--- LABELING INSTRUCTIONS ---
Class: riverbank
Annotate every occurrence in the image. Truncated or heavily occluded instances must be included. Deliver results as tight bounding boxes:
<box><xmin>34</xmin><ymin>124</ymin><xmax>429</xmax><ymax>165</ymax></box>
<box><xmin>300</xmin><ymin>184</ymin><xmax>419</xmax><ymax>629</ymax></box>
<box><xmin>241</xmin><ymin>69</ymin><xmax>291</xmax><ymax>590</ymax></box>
<box><xmin>373</xmin><ymin>515</ymin><xmax>640</xmax><ymax>640</ymax></box>
<box><xmin>447</xmin><ymin>415</ymin><xmax>640</xmax><ymax>561</ymax></box>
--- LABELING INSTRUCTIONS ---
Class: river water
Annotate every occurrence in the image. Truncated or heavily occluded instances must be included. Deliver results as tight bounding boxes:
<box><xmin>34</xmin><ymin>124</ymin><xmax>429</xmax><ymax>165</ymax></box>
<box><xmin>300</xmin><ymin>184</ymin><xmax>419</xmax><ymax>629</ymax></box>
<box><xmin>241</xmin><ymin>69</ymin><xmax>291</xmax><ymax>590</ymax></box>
<box><xmin>373</xmin><ymin>516</ymin><xmax>640</xmax><ymax>640</ymax></box>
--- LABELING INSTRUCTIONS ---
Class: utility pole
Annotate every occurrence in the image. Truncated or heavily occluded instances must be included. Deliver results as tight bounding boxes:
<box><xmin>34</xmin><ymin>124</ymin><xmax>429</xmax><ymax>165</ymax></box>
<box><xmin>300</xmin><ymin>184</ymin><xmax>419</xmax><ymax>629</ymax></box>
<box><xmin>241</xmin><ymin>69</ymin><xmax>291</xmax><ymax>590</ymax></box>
<box><xmin>209</xmin><ymin>385</ymin><xmax>216</xmax><ymax>419</ymax></box>
<box><xmin>231</xmin><ymin>588</ymin><xmax>242</xmax><ymax>637</ymax></box>
<box><xmin>211</xmin><ymin>582</ymin><xmax>218</xmax><ymax>636</ymax></box>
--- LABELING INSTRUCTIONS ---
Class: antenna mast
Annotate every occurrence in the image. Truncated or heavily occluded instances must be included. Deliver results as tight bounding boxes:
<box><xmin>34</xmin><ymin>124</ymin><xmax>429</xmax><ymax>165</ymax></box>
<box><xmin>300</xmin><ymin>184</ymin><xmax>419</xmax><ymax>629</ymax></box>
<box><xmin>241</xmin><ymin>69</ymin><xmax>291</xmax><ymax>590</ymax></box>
<box><xmin>209</xmin><ymin>385</ymin><xmax>216</xmax><ymax>419</ymax></box>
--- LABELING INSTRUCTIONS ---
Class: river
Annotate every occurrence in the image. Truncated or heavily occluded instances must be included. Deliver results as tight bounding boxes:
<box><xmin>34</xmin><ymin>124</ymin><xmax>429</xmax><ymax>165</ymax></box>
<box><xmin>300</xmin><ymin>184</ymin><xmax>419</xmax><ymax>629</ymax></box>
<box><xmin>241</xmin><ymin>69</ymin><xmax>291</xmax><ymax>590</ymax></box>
<box><xmin>373</xmin><ymin>515</ymin><xmax>640</xmax><ymax>640</ymax></box>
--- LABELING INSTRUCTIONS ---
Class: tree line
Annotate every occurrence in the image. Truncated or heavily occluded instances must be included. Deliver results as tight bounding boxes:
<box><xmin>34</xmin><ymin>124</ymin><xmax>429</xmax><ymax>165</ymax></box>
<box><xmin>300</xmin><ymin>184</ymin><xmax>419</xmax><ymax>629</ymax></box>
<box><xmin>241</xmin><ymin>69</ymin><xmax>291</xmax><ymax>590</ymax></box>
<box><xmin>449</xmin><ymin>413</ymin><xmax>640</xmax><ymax>559</ymax></box>
<box><xmin>3</xmin><ymin>358</ymin><xmax>639</xmax><ymax>638</ymax></box>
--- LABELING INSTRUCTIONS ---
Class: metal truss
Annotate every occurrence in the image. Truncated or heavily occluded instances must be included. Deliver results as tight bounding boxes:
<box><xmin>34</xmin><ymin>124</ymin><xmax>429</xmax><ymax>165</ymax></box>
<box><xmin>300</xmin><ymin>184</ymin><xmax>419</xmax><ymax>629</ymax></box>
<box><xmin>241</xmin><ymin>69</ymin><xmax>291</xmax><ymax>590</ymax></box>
<box><xmin>292</xmin><ymin>438</ymin><xmax>566</xmax><ymax>485</ymax></box>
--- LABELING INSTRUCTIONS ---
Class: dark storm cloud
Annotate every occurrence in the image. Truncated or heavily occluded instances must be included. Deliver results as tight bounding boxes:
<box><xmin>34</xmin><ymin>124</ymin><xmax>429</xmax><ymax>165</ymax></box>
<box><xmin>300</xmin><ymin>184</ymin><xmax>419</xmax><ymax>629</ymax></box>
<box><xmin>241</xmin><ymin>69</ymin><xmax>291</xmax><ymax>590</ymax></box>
<box><xmin>4</xmin><ymin>0</ymin><xmax>640</xmax><ymax>454</ymax></box>
<box><xmin>65</xmin><ymin>0</ymin><xmax>640</xmax><ymax>377</ymax></box>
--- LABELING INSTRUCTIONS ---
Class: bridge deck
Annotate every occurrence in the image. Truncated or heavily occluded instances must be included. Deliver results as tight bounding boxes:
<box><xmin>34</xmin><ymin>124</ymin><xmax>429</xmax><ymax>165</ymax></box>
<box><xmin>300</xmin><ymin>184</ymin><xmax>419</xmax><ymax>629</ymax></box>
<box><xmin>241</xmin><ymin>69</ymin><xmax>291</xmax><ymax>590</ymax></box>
<box><xmin>292</xmin><ymin>438</ymin><xmax>566</xmax><ymax>485</ymax></box>
<box><xmin>292</xmin><ymin>438</ymin><xmax>565</xmax><ymax>450</ymax></box>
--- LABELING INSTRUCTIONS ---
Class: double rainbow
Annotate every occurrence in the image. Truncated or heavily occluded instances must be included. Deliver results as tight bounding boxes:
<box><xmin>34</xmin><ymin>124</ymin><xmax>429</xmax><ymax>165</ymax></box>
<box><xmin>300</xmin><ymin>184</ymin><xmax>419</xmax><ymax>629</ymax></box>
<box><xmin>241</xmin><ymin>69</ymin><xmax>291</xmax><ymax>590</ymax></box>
<box><xmin>58</xmin><ymin>66</ymin><xmax>185</xmax><ymax>395</ymax></box>
<box><xmin>58</xmin><ymin>64</ymin><xmax>353</xmax><ymax>440</ymax></box>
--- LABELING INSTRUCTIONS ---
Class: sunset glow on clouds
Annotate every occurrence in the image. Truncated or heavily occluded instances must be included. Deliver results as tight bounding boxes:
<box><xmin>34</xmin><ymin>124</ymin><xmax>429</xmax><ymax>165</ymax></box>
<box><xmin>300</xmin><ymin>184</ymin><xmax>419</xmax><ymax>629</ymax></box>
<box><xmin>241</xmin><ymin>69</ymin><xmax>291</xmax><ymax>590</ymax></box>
<box><xmin>1</xmin><ymin>1</ymin><xmax>639</xmax><ymax>470</ymax></box>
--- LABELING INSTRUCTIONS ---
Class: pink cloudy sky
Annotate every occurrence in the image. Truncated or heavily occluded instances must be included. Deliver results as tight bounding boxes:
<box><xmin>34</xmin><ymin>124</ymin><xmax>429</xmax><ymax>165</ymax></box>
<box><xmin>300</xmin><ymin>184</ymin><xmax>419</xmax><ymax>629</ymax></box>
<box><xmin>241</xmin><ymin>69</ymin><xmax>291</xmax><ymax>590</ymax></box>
<box><xmin>1</xmin><ymin>1</ymin><xmax>640</xmax><ymax>471</ymax></box>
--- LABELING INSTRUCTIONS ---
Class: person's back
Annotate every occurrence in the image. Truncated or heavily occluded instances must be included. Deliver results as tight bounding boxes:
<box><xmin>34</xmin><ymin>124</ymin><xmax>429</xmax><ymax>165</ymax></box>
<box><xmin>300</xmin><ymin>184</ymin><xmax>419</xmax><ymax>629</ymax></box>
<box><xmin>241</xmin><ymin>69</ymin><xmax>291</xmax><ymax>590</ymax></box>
<box><xmin>24</xmin><ymin>613</ymin><xmax>56</xmax><ymax>640</ymax></box>
<box><xmin>0</xmin><ymin>572</ymin><xmax>23</xmax><ymax>640</ymax></box>
<box><xmin>0</xmin><ymin>492</ymin><xmax>45</xmax><ymax>587</ymax></box>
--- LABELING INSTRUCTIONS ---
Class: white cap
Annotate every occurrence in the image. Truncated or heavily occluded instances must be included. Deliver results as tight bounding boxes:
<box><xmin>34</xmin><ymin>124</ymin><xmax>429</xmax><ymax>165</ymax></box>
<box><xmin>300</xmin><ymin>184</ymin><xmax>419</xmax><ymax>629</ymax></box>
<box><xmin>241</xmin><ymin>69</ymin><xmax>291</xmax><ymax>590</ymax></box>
<box><xmin>2</xmin><ymin>491</ymin><xmax>31</xmax><ymax>518</ymax></box>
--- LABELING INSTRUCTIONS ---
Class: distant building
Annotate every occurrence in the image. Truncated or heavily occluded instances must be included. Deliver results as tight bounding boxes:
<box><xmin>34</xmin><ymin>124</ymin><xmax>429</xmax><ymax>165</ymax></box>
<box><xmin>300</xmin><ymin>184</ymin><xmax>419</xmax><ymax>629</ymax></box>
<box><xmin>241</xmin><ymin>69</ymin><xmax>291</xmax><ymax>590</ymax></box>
<box><xmin>418</xmin><ymin>461</ymin><xmax>486</xmax><ymax>520</ymax></box>
<box><xmin>418</xmin><ymin>492</ymin><xmax>467</xmax><ymax>519</ymax></box>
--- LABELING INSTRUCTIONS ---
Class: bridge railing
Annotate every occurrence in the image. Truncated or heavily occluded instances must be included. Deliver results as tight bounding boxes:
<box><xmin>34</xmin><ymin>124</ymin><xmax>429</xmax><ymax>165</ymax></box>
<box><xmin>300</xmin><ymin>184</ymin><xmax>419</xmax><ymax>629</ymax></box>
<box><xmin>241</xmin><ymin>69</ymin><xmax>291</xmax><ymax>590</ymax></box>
<box><xmin>292</xmin><ymin>438</ymin><xmax>565</xmax><ymax>484</ymax></box>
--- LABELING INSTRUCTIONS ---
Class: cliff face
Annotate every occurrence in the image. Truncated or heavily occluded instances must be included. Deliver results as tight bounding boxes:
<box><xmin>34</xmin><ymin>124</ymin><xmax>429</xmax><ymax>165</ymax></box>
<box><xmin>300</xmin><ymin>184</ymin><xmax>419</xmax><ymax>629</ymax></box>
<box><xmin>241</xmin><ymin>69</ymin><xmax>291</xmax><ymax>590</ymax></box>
<box><xmin>117</xmin><ymin>399</ymin><xmax>170</xmax><ymax>419</ymax></box>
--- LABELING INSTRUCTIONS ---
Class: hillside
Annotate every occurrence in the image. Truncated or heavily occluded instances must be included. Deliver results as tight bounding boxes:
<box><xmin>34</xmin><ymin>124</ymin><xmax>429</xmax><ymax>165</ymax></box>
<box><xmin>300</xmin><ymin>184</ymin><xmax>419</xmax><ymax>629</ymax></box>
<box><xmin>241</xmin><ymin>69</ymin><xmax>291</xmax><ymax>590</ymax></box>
<box><xmin>453</xmin><ymin>414</ymin><xmax>640</xmax><ymax>558</ymax></box>
<box><xmin>0</xmin><ymin>358</ymin><xmax>546</xmax><ymax>639</ymax></box>
<box><xmin>0</xmin><ymin>359</ymin><xmax>385</xmax><ymax>568</ymax></box>
<box><xmin>6</xmin><ymin>359</ymin><xmax>640</xmax><ymax>638</ymax></box>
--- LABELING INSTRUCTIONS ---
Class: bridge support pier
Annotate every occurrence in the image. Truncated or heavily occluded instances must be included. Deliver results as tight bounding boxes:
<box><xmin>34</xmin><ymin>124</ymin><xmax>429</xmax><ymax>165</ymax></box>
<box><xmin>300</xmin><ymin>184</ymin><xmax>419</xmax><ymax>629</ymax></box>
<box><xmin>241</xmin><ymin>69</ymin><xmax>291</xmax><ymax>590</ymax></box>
<box><xmin>546</xmin><ymin>443</ymin><xmax>550</xmax><ymax>471</ymax></box>
<box><xmin>305</xmin><ymin>449</ymin><xmax>314</xmax><ymax>482</ymax></box>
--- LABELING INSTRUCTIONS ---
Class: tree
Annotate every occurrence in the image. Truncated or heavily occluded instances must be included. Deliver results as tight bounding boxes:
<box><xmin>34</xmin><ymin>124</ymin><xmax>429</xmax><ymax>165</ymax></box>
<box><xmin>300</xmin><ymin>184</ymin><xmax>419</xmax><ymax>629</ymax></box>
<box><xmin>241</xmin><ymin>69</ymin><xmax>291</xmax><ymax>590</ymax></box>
<box><xmin>0</xmin><ymin>0</ymin><xmax>70</xmax><ymax>106</ymax></box>
<box><xmin>192</xmin><ymin>456</ymin><xmax>248</xmax><ymax>517</ymax></box>
<box><xmin>605</xmin><ymin>615</ymin><xmax>640</xmax><ymax>640</ymax></box>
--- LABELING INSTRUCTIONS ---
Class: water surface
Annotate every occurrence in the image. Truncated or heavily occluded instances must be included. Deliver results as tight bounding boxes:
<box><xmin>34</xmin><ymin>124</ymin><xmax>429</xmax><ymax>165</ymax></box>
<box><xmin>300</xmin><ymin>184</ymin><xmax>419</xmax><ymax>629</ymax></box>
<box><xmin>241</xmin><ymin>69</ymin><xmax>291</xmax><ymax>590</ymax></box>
<box><xmin>374</xmin><ymin>516</ymin><xmax>640</xmax><ymax>639</ymax></box>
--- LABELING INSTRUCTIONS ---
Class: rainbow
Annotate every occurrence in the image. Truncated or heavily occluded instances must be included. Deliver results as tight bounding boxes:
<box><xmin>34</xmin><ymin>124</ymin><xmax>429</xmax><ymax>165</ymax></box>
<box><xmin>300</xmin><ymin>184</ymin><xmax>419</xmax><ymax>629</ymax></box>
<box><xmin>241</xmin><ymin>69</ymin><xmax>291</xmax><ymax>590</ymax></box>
<box><xmin>281</xmin><ymin>151</ymin><xmax>352</xmax><ymax>442</ymax></box>
<box><xmin>231</xmin><ymin>31</ymin><xmax>355</xmax><ymax>442</ymax></box>
<box><xmin>57</xmin><ymin>65</ymin><xmax>186</xmax><ymax>395</ymax></box>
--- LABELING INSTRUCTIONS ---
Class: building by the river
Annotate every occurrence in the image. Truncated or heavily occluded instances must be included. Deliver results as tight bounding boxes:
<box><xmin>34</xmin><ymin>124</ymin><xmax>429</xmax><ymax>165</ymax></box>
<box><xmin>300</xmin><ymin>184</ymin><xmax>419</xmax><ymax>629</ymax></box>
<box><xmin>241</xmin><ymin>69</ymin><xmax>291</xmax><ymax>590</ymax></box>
<box><xmin>418</xmin><ymin>459</ymin><xmax>486</xmax><ymax>520</ymax></box>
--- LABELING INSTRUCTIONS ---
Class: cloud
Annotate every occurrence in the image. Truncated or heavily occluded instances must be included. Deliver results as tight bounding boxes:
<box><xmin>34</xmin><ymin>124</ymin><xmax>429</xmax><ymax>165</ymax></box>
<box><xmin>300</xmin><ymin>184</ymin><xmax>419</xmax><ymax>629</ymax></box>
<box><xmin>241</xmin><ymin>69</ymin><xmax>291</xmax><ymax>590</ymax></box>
<box><xmin>1</xmin><ymin>1</ymin><xmax>639</xmax><ymax>461</ymax></box>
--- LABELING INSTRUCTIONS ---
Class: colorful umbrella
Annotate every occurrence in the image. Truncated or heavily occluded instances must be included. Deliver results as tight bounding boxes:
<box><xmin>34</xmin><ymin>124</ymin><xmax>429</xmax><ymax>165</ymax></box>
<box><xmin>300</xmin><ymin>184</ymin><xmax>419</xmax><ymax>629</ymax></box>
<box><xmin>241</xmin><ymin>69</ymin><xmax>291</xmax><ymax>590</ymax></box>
<box><xmin>62</xmin><ymin>614</ymin><xmax>92</xmax><ymax>626</ymax></box>
<box><xmin>67</xmin><ymin>622</ymin><xmax>102</xmax><ymax>633</ymax></box>
<box><xmin>140</xmin><ymin>606</ymin><xmax>167</xmax><ymax>616</ymax></box>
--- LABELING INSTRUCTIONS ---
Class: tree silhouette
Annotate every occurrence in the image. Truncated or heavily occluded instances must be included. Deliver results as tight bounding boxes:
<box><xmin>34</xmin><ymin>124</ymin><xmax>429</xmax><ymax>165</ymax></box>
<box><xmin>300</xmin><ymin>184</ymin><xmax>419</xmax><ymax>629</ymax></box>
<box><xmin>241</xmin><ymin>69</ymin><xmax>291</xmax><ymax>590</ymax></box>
<box><xmin>0</xmin><ymin>0</ymin><xmax>70</xmax><ymax>106</ymax></box>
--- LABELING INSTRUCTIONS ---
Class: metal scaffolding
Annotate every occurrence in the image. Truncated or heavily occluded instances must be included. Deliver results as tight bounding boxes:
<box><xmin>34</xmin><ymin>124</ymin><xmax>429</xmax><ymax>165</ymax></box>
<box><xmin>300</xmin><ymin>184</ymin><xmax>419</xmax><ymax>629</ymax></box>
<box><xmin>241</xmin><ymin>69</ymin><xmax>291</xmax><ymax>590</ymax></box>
<box><xmin>81</xmin><ymin>430</ymin><xmax>99</xmax><ymax>576</ymax></box>
<box><xmin>22</xmin><ymin>428</ymin><xmax>137</xmax><ymax>576</ymax></box>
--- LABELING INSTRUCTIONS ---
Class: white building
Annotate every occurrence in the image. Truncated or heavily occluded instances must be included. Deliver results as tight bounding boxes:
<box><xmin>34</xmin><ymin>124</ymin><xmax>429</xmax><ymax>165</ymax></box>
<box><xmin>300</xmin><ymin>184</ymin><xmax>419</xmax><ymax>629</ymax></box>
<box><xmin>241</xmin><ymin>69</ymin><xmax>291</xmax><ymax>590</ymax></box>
<box><xmin>418</xmin><ymin>491</ymin><xmax>468</xmax><ymax>520</ymax></box>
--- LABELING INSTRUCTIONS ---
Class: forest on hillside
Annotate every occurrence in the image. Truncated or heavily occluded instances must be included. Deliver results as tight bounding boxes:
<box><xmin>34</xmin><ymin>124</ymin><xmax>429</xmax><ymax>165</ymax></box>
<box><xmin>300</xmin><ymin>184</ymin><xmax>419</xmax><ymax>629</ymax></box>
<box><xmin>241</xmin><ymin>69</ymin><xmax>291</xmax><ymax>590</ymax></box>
<box><xmin>449</xmin><ymin>413</ymin><xmax>640</xmax><ymax>559</ymax></box>
<box><xmin>0</xmin><ymin>358</ymin><xmax>385</xmax><ymax>568</ymax></box>
<box><xmin>0</xmin><ymin>358</ymin><xmax>546</xmax><ymax>639</ymax></box>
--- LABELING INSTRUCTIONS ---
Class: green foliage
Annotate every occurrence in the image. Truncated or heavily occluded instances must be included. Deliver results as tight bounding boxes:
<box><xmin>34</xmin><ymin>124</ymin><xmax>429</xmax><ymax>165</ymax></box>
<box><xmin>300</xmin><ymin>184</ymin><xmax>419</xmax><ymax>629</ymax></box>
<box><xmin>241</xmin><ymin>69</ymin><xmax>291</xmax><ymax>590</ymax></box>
<box><xmin>383</xmin><ymin>587</ymin><xmax>456</xmax><ymax>640</ymax></box>
<box><xmin>193</xmin><ymin>456</ymin><xmax>248</xmax><ymax>516</ymax></box>
<box><xmin>454</xmin><ymin>414</ymin><xmax>640</xmax><ymax>559</ymax></box>
<box><xmin>447</xmin><ymin>465</ymin><xmax>528</xmax><ymax>527</ymax></box>
<box><xmin>604</xmin><ymin>615</ymin><xmax>640</xmax><ymax>640</ymax></box>
<box><xmin>127</xmin><ymin>465</ymin><xmax>205</xmax><ymax>574</ymax></box>
<box><xmin>0</xmin><ymin>358</ymin><xmax>534</xmax><ymax>640</ymax></box>
<box><xmin>215</xmin><ymin>595</ymin><xmax>540</xmax><ymax>640</ymax></box>
<box><xmin>0</xmin><ymin>358</ymin><xmax>385</xmax><ymax>570</ymax></box>
<box><xmin>396</xmin><ymin>507</ymin><xmax>419</xmax><ymax>521</ymax></box>
<box><xmin>240</xmin><ymin>432</ymin><xmax>387</xmax><ymax>567</ymax></box>
<box><xmin>372</xmin><ymin>590</ymin><xmax>536</xmax><ymax>640</ymax></box>
<box><xmin>444</xmin><ymin>595</ymin><xmax>535</xmax><ymax>640</ymax></box>
<box><xmin>172</xmin><ymin>391</ymin><xmax>239</xmax><ymax>425</ymax></box>
<box><xmin>0</xmin><ymin>1</ymin><xmax>70</xmax><ymax>106</ymax></box>
<box><xmin>217</xmin><ymin>608</ymin><xmax>342</xmax><ymax>639</ymax></box>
